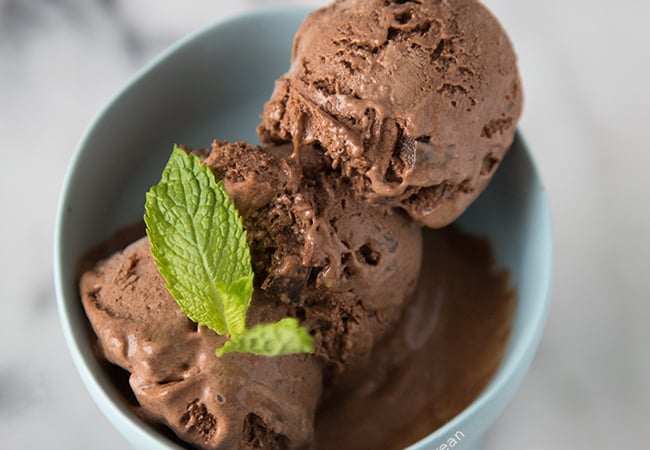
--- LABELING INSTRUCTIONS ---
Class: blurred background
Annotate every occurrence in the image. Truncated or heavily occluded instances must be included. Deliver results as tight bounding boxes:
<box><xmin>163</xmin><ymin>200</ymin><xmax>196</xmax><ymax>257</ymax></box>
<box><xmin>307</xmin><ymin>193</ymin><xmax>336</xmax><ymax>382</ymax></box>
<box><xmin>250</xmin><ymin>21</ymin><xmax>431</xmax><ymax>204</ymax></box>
<box><xmin>1</xmin><ymin>0</ymin><xmax>648</xmax><ymax>448</ymax></box>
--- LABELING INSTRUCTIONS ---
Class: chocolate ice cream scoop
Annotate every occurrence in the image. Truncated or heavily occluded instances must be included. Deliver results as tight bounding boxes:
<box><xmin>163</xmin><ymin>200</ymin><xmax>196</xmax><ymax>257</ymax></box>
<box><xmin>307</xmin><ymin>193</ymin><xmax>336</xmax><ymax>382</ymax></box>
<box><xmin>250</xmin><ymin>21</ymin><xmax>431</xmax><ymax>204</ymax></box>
<box><xmin>80</xmin><ymin>237</ymin><xmax>322</xmax><ymax>450</ymax></box>
<box><xmin>202</xmin><ymin>140</ymin><xmax>422</xmax><ymax>376</ymax></box>
<box><xmin>258</xmin><ymin>0</ymin><xmax>522</xmax><ymax>227</ymax></box>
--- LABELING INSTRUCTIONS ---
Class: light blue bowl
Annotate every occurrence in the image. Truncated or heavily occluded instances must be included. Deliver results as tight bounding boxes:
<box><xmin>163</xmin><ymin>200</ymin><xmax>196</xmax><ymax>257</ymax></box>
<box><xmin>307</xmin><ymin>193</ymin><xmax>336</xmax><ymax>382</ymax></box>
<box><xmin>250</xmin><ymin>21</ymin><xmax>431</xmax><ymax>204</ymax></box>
<box><xmin>54</xmin><ymin>7</ymin><xmax>552</xmax><ymax>450</ymax></box>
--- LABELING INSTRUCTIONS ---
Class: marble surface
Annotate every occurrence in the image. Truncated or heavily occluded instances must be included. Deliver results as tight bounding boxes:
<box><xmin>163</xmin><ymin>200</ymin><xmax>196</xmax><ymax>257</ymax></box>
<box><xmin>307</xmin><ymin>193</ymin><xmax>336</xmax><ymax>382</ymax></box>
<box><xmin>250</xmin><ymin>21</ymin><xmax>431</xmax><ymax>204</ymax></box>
<box><xmin>1</xmin><ymin>0</ymin><xmax>649</xmax><ymax>448</ymax></box>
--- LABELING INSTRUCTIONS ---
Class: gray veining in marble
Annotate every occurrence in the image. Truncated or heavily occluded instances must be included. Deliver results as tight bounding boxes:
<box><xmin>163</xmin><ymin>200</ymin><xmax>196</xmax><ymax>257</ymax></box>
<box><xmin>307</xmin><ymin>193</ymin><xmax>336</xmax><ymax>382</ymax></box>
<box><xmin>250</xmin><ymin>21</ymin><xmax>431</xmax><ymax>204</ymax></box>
<box><xmin>1</xmin><ymin>0</ymin><xmax>649</xmax><ymax>448</ymax></box>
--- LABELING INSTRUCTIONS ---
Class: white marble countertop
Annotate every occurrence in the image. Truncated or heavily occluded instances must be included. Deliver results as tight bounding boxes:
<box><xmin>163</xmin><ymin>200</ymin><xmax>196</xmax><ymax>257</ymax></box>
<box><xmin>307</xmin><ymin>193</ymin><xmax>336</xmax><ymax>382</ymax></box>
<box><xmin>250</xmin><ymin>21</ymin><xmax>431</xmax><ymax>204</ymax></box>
<box><xmin>1</xmin><ymin>0</ymin><xmax>649</xmax><ymax>448</ymax></box>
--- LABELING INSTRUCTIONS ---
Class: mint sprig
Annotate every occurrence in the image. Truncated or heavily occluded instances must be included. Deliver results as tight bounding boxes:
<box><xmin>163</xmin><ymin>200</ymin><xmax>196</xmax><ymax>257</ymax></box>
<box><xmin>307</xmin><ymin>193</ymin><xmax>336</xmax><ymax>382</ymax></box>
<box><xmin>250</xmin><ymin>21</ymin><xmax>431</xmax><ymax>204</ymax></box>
<box><xmin>145</xmin><ymin>146</ymin><xmax>313</xmax><ymax>357</ymax></box>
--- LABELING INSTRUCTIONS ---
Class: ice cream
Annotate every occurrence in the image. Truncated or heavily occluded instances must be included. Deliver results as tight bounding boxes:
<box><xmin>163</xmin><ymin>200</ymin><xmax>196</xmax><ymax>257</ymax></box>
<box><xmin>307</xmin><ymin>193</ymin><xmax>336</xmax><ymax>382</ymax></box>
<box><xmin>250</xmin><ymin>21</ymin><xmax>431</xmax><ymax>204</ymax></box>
<box><xmin>81</xmin><ymin>139</ymin><xmax>422</xmax><ymax>449</ymax></box>
<box><xmin>81</xmin><ymin>235</ymin><xmax>322</xmax><ymax>449</ymax></box>
<box><xmin>259</xmin><ymin>0</ymin><xmax>522</xmax><ymax>227</ymax></box>
<box><xmin>78</xmin><ymin>0</ymin><xmax>522</xmax><ymax>448</ymax></box>
<box><xmin>314</xmin><ymin>227</ymin><xmax>514</xmax><ymax>450</ymax></box>
<box><xmin>201</xmin><ymin>141</ymin><xmax>422</xmax><ymax>377</ymax></box>
<box><xmin>81</xmin><ymin>223</ymin><xmax>514</xmax><ymax>450</ymax></box>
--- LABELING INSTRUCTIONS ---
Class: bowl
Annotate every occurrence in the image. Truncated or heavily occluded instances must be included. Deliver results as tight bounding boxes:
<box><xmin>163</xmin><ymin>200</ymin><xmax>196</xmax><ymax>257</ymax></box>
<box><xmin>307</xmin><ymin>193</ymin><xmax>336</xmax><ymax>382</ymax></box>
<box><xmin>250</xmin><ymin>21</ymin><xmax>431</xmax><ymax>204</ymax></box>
<box><xmin>54</xmin><ymin>7</ymin><xmax>553</xmax><ymax>450</ymax></box>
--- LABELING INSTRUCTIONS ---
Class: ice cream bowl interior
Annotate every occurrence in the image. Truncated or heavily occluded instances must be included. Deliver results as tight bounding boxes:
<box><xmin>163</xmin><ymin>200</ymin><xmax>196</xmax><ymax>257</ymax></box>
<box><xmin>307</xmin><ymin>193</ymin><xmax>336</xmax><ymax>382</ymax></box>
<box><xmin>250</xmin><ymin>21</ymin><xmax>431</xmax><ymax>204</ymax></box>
<box><xmin>54</xmin><ymin>7</ymin><xmax>552</xmax><ymax>450</ymax></box>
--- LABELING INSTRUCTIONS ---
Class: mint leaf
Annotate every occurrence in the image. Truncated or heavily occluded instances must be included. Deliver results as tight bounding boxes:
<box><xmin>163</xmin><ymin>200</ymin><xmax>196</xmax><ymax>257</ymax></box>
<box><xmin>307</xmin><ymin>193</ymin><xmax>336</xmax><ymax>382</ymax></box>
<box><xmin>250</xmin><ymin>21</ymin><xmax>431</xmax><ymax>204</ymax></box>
<box><xmin>216</xmin><ymin>318</ymin><xmax>314</xmax><ymax>357</ymax></box>
<box><xmin>145</xmin><ymin>145</ymin><xmax>252</xmax><ymax>338</ymax></box>
<box><xmin>145</xmin><ymin>146</ymin><xmax>313</xmax><ymax>358</ymax></box>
